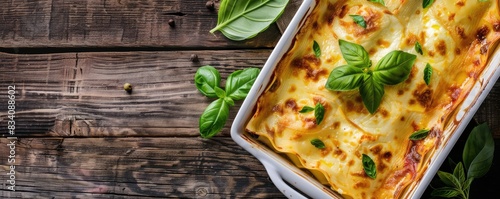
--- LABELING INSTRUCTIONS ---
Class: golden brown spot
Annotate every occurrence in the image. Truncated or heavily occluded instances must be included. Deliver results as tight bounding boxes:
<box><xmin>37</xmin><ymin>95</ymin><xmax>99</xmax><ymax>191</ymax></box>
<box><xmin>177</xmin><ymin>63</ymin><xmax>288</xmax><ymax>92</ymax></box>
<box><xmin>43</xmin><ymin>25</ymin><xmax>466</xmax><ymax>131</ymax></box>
<box><xmin>411</xmin><ymin>121</ymin><xmax>419</xmax><ymax>131</ymax></box>
<box><xmin>304</xmin><ymin>118</ymin><xmax>317</xmax><ymax>129</ymax></box>
<box><xmin>377</xmin><ymin>39</ymin><xmax>390</xmax><ymax>48</ymax></box>
<box><xmin>378</xmin><ymin>161</ymin><xmax>387</xmax><ymax>172</ymax></box>
<box><xmin>361</xmin><ymin>134</ymin><xmax>377</xmax><ymax>142</ymax></box>
<box><xmin>473</xmin><ymin>59</ymin><xmax>481</xmax><ymax>66</ymax></box>
<box><xmin>468</xmin><ymin>71</ymin><xmax>478</xmax><ymax>79</ymax></box>
<box><xmin>456</xmin><ymin>1</ymin><xmax>465</xmax><ymax>6</ymax></box>
<box><xmin>436</xmin><ymin>40</ymin><xmax>447</xmax><ymax>56</ymax></box>
<box><xmin>348</xmin><ymin>160</ymin><xmax>354</xmax><ymax>166</ymax></box>
<box><xmin>383</xmin><ymin>10</ymin><xmax>392</xmax><ymax>15</ymax></box>
<box><xmin>312</xmin><ymin>22</ymin><xmax>319</xmax><ymax>30</ymax></box>
<box><xmin>346</xmin><ymin>100</ymin><xmax>365</xmax><ymax>113</ymax></box>
<box><xmin>428</xmin><ymin>51</ymin><xmax>435</xmax><ymax>57</ymax></box>
<box><xmin>321</xmin><ymin>147</ymin><xmax>332</xmax><ymax>157</ymax></box>
<box><xmin>415</xmin><ymin>10</ymin><xmax>421</xmax><ymax>15</ymax></box>
<box><xmin>272</xmin><ymin>104</ymin><xmax>284</xmax><ymax>115</ymax></box>
<box><xmin>333</xmin><ymin>147</ymin><xmax>344</xmax><ymax>156</ymax></box>
<box><xmin>456</xmin><ymin>26</ymin><xmax>467</xmax><ymax>39</ymax></box>
<box><xmin>494</xmin><ymin>22</ymin><xmax>500</xmax><ymax>32</ymax></box>
<box><xmin>370</xmin><ymin>145</ymin><xmax>383</xmax><ymax>155</ymax></box>
<box><xmin>419</xmin><ymin>31</ymin><xmax>426</xmax><ymax>44</ymax></box>
<box><xmin>354</xmin><ymin>181</ymin><xmax>370</xmax><ymax>189</ymax></box>
<box><xmin>413</xmin><ymin>87</ymin><xmax>433</xmax><ymax>108</ymax></box>
<box><xmin>449</xmin><ymin>86</ymin><xmax>462</xmax><ymax>102</ymax></box>
<box><xmin>288</xmin><ymin>85</ymin><xmax>296</xmax><ymax>93</ymax></box>
<box><xmin>383</xmin><ymin>152</ymin><xmax>392</xmax><ymax>161</ymax></box>
<box><xmin>326</xmin><ymin>58</ymin><xmax>333</xmax><ymax>63</ymax></box>
<box><xmin>265</xmin><ymin>125</ymin><xmax>275</xmax><ymax>138</ymax></box>
<box><xmin>333</xmin><ymin>122</ymin><xmax>340</xmax><ymax>129</ymax></box>
<box><xmin>480</xmin><ymin>42</ymin><xmax>489</xmax><ymax>55</ymax></box>
<box><xmin>337</xmin><ymin>4</ymin><xmax>349</xmax><ymax>19</ymax></box>
<box><xmin>369</xmin><ymin>48</ymin><xmax>377</xmax><ymax>56</ymax></box>
<box><xmin>355</xmin><ymin>96</ymin><xmax>362</xmax><ymax>103</ymax></box>
<box><xmin>292</xmin><ymin>55</ymin><xmax>327</xmax><ymax>82</ymax></box>
<box><xmin>409</xmin><ymin>99</ymin><xmax>416</xmax><ymax>105</ymax></box>
<box><xmin>400</xmin><ymin>116</ymin><xmax>405</xmax><ymax>121</ymax></box>
<box><xmin>448</xmin><ymin>13</ymin><xmax>455</xmax><ymax>21</ymax></box>
<box><xmin>455</xmin><ymin>48</ymin><xmax>461</xmax><ymax>55</ymax></box>
<box><xmin>405</xmin><ymin>66</ymin><xmax>418</xmax><ymax>83</ymax></box>
<box><xmin>379</xmin><ymin>108</ymin><xmax>389</xmax><ymax>118</ymax></box>
<box><xmin>476</xmin><ymin>26</ymin><xmax>490</xmax><ymax>42</ymax></box>
<box><xmin>405</xmin><ymin>33</ymin><xmax>418</xmax><ymax>46</ymax></box>
<box><xmin>397</xmin><ymin>90</ymin><xmax>404</xmax><ymax>95</ymax></box>
<box><xmin>285</xmin><ymin>99</ymin><xmax>298</xmax><ymax>111</ymax></box>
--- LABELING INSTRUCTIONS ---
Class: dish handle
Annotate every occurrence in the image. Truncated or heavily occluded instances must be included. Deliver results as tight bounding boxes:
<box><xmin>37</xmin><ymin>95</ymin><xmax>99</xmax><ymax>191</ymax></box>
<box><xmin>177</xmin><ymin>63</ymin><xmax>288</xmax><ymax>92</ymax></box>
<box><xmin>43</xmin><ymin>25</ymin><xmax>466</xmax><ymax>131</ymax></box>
<box><xmin>262</xmin><ymin>160</ymin><xmax>308</xmax><ymax>199</ymax></box>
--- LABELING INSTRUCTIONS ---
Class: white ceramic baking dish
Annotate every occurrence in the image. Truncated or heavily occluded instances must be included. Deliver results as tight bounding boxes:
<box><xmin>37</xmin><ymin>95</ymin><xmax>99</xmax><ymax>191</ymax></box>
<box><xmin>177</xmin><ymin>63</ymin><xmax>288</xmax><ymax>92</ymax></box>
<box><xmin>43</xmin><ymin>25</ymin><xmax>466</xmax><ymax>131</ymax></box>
<box><xmin>230</xmin><ymin>0</ymin><xmax>500</xmax><ymax>198</ymax></box>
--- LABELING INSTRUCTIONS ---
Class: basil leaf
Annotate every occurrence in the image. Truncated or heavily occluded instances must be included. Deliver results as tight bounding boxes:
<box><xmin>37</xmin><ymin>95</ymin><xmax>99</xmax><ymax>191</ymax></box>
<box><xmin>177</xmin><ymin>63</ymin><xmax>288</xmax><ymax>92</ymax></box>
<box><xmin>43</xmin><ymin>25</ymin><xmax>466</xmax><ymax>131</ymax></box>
<box><xmin>199</xmin><ymin>98</ymin><xmax>230</xmax><ymax>138</ymax></box>
<box><xmin>424</xmin><ymin>63</ymin><xmax>433</xmax><ymax>85</ymax></box>
<box><xmin>362</xmin><ymin>154</ymin><xmax>377</xmax><ymax>179</ymax></box>
<box><xmin>338</xmin><ymin>40</ymin><xmax>371</xmax><ymax>68</ymax></box>
<box><xmin>299</xmin><ymin>106</ymin><xmax>314</xmax><ymax>113</ymax></box>
<box><xmin>311</xmin><ymin>139</ymin><xmax>325</xmax><ymax>149</ymax></box>
<box><xmin>423</xmin><ymin>0</ymin><xmax>434</xmax><ymax>8</ymax></box>
<box><xmin>415</xmin><ymin>41</ymin><xmax>423</xmax><ymax>55</ymax></box>
<box><xmin>463</xmin><ymin>123</ymin><xmax>494</xmax><ymax>179</ymax></box>
<box><xmin>325</xmin><ymin>65</ymin><xmax>365</xmax><ymax>91</ymax></box>
<box><xmin>431</xmin><ymin>187</ymin><xmax>461</xmax><ymax>198</ymax></box>
<box><xmin>225</xmin><ymin>68</ymin><xmax>261</xmax><ymax>100</ymax></box>
<box><xmin>313</xmin><ymin>40</ymin><xmax>321</xmax><ymax>58</ymax></box>
<box><xmin>350</xmin><ymin>15</ymin><xmax>367</xmax><ymax>29</ymax></box>
<box><xmin>463</xmin><ymin>178</ymin><xmax>474</xmax><ymax>190</ymax></box>
<box><xmin>369</xmin><ymin>0</ymin><xmax>385</xmax><ymax>6</ymax></box>
<box><xmin>409</xmin><ymin>129</ymin><xmax>429</xmax><ymax>140</ymax></box>
<box><xmin>210</xmin><ymin>0</ymin><xmax>289</xmax><ymax>41</ymax></box>
<box><xmin>314</xmin><ymin>103</ymin><xmax>325</xmax><ymax>125</ymax></box>
<box><xmin>453</xmin><ymin>162</ymin><xmax>466</xmax><ymax>185</ymax></box>
<box><xmin>360</xmin><ymin>75</ymin><xmax>384</xmax><ymax>114</ymax></box>
<box><xmin>373</xmin><ymin>51</ymin><xmax>416</xmax><ymax>85</ymax></box>
<box><xmin>214</xmin><ymin>86</ymin><xmax>226</xmax><ymax>99</ymax></box>
<box><xmin>223</xmin><ymin>97</ymin><xmax>235</xmax><ymax>106</ymax></box>
<box><xmin>195</xmin><ymin>65</ymin><xmax>222</xmax><ymax>98</ymax></box>
<box><xmin>437</xmin><ymin>171</ymin><xmax>461</xmax><ymax>188</ymax></box>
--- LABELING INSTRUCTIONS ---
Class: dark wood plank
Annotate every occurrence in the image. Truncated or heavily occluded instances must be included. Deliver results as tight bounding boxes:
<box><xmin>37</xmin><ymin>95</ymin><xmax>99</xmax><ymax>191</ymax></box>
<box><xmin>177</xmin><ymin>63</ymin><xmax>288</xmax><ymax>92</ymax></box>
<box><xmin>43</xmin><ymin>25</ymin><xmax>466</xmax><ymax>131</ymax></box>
<box><xmin>0</xmin><ymin>0</ymin><xmax>292</xmax><ymax>49</ymax></box>
<box><xmin>0</xmin><ymin>51</ymin><xmax>499</xmax><ymax>138</ymax></box>
<box><xmin>0</xmin><ymin>137</ymin><xmax>285</xmax><ymax>198</ymax></box>
<box><xmin>0</xmin><ymin>50</ymin><xmax>271</xmax><ymax>137</ymax></box>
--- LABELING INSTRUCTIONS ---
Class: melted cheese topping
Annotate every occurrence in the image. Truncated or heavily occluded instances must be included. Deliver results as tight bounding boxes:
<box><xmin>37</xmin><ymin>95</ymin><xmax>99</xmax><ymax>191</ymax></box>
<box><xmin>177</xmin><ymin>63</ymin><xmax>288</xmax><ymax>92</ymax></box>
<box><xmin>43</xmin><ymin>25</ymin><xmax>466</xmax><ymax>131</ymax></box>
<box><xmin>246</xmin><ymin>0</ymin><xmax>500</xmax><ymax>198</ymax></box>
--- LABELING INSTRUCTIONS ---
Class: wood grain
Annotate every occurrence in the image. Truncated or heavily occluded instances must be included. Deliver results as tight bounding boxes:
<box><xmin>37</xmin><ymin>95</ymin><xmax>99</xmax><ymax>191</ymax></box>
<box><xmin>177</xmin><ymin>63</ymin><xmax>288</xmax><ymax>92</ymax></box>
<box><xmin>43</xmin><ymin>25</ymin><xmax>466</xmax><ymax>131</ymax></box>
<box><xmin>0</xmin><ymin>50</ymin><xmax>499</xmax><ymax>138</ymax></box>
<box><xmin>0</xmin><ymin>137</ymin><xmax>285</xmax><ymax>198</ymax></box>
<box><xmin>0</xmin><ymin>0</ymin><xmax>288</xmax><ymax>49</ymax></box>
<box><xmin>0</xmin><ymin>50</ymin><xmax>271</xmax><ymax>137</ymax></box>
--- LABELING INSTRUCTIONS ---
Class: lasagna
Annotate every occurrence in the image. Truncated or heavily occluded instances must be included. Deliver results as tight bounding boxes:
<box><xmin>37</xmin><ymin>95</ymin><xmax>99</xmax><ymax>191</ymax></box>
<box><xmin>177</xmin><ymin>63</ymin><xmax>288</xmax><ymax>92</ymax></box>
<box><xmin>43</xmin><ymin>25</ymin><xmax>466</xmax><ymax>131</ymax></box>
<box><xmin>246</xmin><ymin>0</ymin><xmax>500</xmax><ymax>198</ymax></box>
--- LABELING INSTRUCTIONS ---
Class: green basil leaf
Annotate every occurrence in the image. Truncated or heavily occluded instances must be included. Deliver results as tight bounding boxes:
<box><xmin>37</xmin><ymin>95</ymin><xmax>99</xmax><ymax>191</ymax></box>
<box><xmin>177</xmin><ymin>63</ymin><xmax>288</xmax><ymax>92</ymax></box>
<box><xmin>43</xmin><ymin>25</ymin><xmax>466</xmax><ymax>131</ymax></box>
<box><xmin>214</xmin><ymin>86</ymin><xmax>226</xmax><ymax>99</ymax></box>
<box><xmin>369</xmin><ymin>0</ymin><xmax>385</xmax><ymax>6</ymax></box>
<box><xmin>409</xmin><ymin>129</ymin><xmax>429</xmax><ymax>140</ymax></box>
<box><xmin>415</xmin><ymin>41</ymin><xmax>423</xmax><ymax>55</ymax></box>
<box><xmin>311</xmin><ymin>138</ymin><xmax>325</xmax><ymax>149</ymax></box>
<box><xmin>210</xmin><ymin>0</ymin><xmax>289</xmax><ymax>41</ymax></box>
<box><xmin>431</xmin><ymin>187</ymin><xmax>461</xmax><ymax>198</ymax></box>
<box><xmin>360</xmin><ymin>75</ymin><xmax>384</xmax><ymax>114</ymax></box>
<box><xmin>463</xmin><ymin>123</ymin><xmax>494</xmax><ymax>179</ymax></box>
<box><xmin>299</xmin><ymin>106</ymin><xmax>314</xmax><ymax>113</ymax></box>
<box><xmin>424</xmin><ymin>63</ymin><xmax>433</xmax><ymax>85</ymax></box>
<box><xmin>463</xmin><ymin>178</ymin><xmax>474</xmax><ymax>190</ymax></box>
<box><xmin>338</xmin><ymin>40</ymin><xmax>371</xmax><ymax>68</ymax></box>
<box><xmin>224</xmin><ymin>97</ymin><xmax>235</xmax><ymax>106</ymax></box>
<box><xmin>373</xmin><ymin>50</ymin><xmax>416</xmax><ymax>85</ymax></box>
<box><xmin>350</xmin><ymin>15</ymin><xmax>367</xmax><ymax>29</ymax></box>
<box><xmin>314</xmin><ymin>103</ymin><xmax>325</xmax><ymax>125</ymax></box>
<box><xmin>313</xmin><ymin>40</ymin><xmax>321</xmax><ymax>58</ymax></box>
<box><xmin>199</xmin><ymin>98</ymin><xmax>230</xmax><ymax>139</ymax></box>
<box><xmin>453</xmin><ymin>162</ymin><xmax>466</xmax><ymax>185</ymax></box>
<box><xmin>437</xmin><ymin>171</ymin><xmax>461</xmax><ymax>188</ymax></box>
<box><xmin>225</xmin><ymin>68</ymin><xmax>261</xmax><ymax>100</ymax></box>
<box><xmin>362</xmin><ymin>154</ymin><xmax>377</xmax><ymax>179</ymax></box>
<box><xmin>423</xmin><ymin>0</ymin><xmax>434</xmax><ymax>8</ymax></box>
<box><xmin>325</xmin><ymin>65</ymin><xmax>365</xmax><ymax>91</ymax></box>
<box><xmin>195</xmin><ymin>65</ymin><xmax>222</xmax><ymax>98</ymax></box>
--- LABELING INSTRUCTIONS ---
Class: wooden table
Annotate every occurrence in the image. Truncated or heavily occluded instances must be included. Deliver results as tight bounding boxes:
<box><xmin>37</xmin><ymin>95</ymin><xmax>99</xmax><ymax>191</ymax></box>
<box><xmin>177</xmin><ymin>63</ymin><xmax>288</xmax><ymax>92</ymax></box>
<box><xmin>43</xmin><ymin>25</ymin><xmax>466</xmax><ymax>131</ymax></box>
<box><xmin>0</xmin><ymin>0</ymin><xmax>499</xmax><ymax>198</ymax></box>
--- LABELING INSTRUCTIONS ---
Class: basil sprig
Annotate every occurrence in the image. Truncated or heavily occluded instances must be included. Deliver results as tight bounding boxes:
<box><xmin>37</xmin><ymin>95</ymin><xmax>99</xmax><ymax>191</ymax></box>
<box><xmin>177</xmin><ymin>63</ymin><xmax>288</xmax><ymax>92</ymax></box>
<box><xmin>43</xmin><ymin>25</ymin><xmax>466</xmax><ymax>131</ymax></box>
<box><xmin>195</xmin><ymin>66</ymin><xmax>260</xmax><ymax>138</ymax></box>
<box><xmin>369</xmin><ymin>0</ymin><xmax>385</xmax><ymax>6</ymax></box>
<box><xmin>423</xmin><ymin>0</ymin><xmax>434</xmax><ymax>8</ymax></box>
<box><xmin>311</xmin><ymin>138</ymin><xmax>326</xmax><ymax>149</ymax></box>
<box><xmin>313</xmin><ymin>40</ymin><xmax>321</xmax><ymax>58</ymax></box>
<box><xmin>299</xmin><ymin>103</ymin><xmax>325</xmax><ymax>125</ymax></box>
<box><xmin>415</xmin><ymin>41</ymin><xmax>423</xmax><ymax>55</ymax></box>
<box><xmin>362</xmin><ymin>154</ymin><xmax>377</xmax><ymax>179</ymax></box>
<box><xmin>326</xmin><ymin>40</ymin><xmax>416</xmax><ymax>114</ymax></box>
<box><xmin>350</xmin><ymin>15</ymin><xmax>367</xmax><ymax>29</ymax></box>
<box><xmin>424</xmin><ymin>63</ymin><xmax>433</xmax><ymax>85</ymax></box>
<box><xmin>431</xmin><ymin>123</ymin><xmax>494</xmax><ymax>199</ymax></box>
<box><xmin>409</xmin><ymin>129</ymin><xmax>430</xmax><ymax>140</ymax></box>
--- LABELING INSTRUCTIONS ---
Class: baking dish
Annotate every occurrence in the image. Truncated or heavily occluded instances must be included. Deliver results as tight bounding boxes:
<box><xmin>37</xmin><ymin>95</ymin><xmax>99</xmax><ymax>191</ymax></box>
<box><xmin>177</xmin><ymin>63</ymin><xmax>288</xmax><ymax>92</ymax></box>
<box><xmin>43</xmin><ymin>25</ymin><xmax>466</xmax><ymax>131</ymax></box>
<box><xmin>230</xmin><ymin>0</ymin><xmax>500</xmax><ymax>198</ymax></box>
